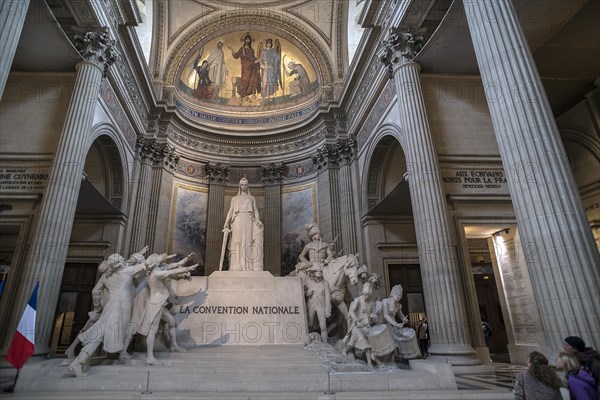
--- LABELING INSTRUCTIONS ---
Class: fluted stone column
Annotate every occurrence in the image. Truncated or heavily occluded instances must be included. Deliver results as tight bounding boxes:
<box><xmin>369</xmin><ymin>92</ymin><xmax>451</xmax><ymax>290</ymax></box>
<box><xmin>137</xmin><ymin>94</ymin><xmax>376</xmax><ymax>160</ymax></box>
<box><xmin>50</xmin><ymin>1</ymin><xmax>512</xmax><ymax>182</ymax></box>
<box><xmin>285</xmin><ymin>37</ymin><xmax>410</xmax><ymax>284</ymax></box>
<box><xmin>313</xmin><ymin>145</ymin><xmax>342</xmax><ymax>247</ymax></box>
<box><xmin>336</xmin><ymin>139</ymin><xmax>358</xmax><ymax>255</ymax></box>
<box><xmin>261</xmin><ymin>163</ymin><xmax>284</xmax><ymax>275</ymax></box>
<box><xmin>14</xmin><ymin>28</ymin><xmax>117</xmax><ymax>353</ymax></box>
<box><xmin>464</xmin><ymin>0</ymin><xmax>600</xmax><ymax>350</ymax></box>
<box><xmin>205</xmin><ymin>163</ymin><xmax>229</xmax><ymax>275</ymax></box>
<box><xmin>0</xmin><ymin>0</ymin><xmax>30</xmax><ymax>98</ymax></box>
<box><xmin>144</xmin><ymin>144</ymin><xmax>179</xmax><ymax>252</ymax></box>
<box><xmin>127</xmin><ymin>139</ymin><xmax>158</xmax><ymax>254</ymax></box>
<box><xmin>381</xmin><ymin>29</ymin><xmax>477</xmax><ymax>364</ymax></box>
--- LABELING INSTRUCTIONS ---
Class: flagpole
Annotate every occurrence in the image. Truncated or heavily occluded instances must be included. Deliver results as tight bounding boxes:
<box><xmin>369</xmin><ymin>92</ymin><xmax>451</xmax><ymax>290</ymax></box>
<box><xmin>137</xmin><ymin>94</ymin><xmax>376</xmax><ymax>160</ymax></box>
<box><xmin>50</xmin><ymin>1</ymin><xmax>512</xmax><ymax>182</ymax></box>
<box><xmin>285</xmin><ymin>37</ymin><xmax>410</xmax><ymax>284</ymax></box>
<box><xmin>3</xmin><ymin>369</ymin><xmax>20</xmax><ymax>393</ymax></box>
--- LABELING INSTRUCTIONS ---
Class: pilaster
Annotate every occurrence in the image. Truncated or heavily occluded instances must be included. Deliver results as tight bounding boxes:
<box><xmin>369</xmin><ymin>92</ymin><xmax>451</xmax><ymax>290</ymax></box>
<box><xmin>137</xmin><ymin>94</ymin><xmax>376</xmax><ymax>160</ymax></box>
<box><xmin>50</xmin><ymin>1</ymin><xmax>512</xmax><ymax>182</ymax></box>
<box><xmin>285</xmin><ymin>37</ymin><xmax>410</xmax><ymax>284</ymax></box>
<box><xmin>260</xmin><ymin>163</ymin><xmax>284</xmax><ymax>275</ymax></box>
<box><xmin>145</xmin><ymin>144</ymin><xmax>179</xmax><ymax>252</ymax></box>
<box><xmin>128</xmin><ymin>138</ymin><xmax>178</xmax><ymax>254</ymax></box>
<box><xmin>205</xmin><ymin>163</ymin><xmax>229</xmax><ymax>275</ymax></box>
<box><xmin>336</xmin><ymin>139</ymin><xmax>358</xmax><ymax>255</ymax></box>
<box><xmin>313</xmin><ymin>145</ymin><xmax>342</xmax><ymax>248</ymax></box>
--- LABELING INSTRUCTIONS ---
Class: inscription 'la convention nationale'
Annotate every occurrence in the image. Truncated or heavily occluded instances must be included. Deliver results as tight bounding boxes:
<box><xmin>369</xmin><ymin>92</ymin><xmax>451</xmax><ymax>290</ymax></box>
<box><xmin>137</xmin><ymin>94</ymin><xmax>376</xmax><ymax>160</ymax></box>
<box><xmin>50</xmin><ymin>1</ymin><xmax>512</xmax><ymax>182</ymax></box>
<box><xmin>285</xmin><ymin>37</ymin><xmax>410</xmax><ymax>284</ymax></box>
<box><xmin>179</xmin><ymin>305</ymin><xmax>301</xmax><ymax>315</ymax></box>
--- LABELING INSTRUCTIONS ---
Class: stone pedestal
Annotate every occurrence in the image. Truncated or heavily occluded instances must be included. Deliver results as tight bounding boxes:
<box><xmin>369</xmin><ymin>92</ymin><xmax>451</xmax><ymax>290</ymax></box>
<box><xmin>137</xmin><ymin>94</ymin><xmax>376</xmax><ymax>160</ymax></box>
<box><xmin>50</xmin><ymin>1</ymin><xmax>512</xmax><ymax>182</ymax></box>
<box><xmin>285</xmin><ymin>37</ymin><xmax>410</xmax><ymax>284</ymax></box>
<box><xmin>173</xmin><ymin>271</ymin><xmax>308</xmax><ymax>346</ymax></box>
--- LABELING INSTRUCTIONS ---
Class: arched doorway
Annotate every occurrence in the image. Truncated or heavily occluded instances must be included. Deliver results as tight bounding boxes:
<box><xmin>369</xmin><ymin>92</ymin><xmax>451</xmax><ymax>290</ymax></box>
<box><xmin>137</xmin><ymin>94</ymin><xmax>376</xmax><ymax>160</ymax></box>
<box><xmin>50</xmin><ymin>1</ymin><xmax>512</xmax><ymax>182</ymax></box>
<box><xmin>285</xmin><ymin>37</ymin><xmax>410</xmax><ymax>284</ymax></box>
<box><xmin>361</xmin><ymin>134</ymin><xmax>425</xmax><ymax>327</ymax></box>
<box><xmin>49</xmin><ymin>134</ymin><xmax>127</xmax><ymax>355</ymax></box>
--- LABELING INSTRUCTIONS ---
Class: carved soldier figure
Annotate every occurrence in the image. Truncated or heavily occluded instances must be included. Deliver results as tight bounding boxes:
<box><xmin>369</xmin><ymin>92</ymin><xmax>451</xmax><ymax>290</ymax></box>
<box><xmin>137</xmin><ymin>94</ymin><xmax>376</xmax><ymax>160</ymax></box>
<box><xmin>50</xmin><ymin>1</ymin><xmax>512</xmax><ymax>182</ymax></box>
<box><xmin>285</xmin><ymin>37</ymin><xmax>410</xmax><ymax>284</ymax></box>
<box><xmin>296</xmin><ymin>223</ymin><xmax>334</xmax><ymax>274</ymax></box>
<box><xmin>68</xmin><ymin>251</ymin><xmax>148</xmax><ymax>377</ymax></box>
<box><xmin>119</xmin><ymin>252</ymin><xmax>174</xmax><ymax>361</ymax></box>
<box><xmin>378</xmin><ymin>284</ymin><xmax>420</xmax><ymax>360</ymax></box>
<box><xmin>343</xmin><ymin>282</ymin><xmax>378</xmax><ymax>367</ymax></box>
<box><xmin>304</xmin><ymin>262</ymin><xmax>332</xmax><ymax>342</ymax></box>
<box><xmin>138</xmin><ymin>254</ymin><xmax>198</xmax><ymax>365</ymax></box>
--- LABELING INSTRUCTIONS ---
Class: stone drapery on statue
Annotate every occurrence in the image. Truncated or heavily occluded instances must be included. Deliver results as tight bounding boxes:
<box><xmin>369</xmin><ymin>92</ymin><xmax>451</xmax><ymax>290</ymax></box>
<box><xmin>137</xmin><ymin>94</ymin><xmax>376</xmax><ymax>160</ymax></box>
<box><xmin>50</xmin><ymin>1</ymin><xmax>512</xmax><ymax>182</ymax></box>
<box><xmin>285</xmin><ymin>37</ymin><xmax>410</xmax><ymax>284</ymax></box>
<box><xmin>222</xmin><ymin>177</ymin><xmax>264</xmax><ymax>271</ymax></box>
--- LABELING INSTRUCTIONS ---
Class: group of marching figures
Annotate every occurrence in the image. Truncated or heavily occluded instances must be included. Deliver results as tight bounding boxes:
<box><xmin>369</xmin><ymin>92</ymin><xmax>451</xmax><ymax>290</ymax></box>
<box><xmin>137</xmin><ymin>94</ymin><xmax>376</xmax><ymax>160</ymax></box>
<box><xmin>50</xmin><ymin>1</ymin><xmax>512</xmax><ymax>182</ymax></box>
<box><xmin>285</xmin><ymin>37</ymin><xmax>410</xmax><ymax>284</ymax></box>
<box><xmin>293</xmin><ymin>222</ymin><xmax>421</xmax><ymax>367</ymax></box>
<box><xmin>66</xmin><ymin>247</ymin><xmax>198</xmax><ymax>377</ymax></box>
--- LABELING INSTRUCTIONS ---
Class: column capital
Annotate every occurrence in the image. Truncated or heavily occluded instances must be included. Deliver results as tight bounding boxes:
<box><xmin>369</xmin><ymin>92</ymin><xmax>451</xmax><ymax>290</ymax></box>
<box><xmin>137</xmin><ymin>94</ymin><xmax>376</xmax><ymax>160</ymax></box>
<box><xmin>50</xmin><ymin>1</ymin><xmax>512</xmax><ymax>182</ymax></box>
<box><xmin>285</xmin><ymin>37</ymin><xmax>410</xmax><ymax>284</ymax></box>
<box><xmin>312</xmin><ymin>139</ymin><xmax>356</xmax><ymax>170</ymax></box>
<box><xmin>379</xmin><ymin>26</ymin><xmax>426</xmax><ymax>79</ymax></box>
<box><xmin>260</xmin><ymin>163</ymin><xmax>284</xmax><ymax>184</ymax></box>
<box><xmin>334</xmin><ymin>138</ymin><xmax>357</xmax><ymax>166</ymax></box>
<box><xmin>206</xmin><ymin>162</ymin><xmax>230</xmax><ymax>183</ymax></box>
<box><xmin>312</xmin><ymin>143</ymin><xmax>339</xmax><ymax>171</ymax></box>
<box><xmin>135</xmin><ymin>137</ymin><xmax>179</xmax><ymax>169</ymax></box>
<box><xmin>73</xmin><ymin>27</ymin><xmax>119</xmax><ymax>77</ymax></box>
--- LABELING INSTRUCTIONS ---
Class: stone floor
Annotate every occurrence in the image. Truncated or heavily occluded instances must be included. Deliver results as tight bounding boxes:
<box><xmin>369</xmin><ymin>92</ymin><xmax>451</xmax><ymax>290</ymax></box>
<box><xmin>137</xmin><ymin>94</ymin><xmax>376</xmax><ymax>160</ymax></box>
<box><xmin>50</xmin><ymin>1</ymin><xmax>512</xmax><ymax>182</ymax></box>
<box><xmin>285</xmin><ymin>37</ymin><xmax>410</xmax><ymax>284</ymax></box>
<box><xmin>0</xmin><ymin>350</ymin><xmax>522</xmax><ymax>400</ymax></box>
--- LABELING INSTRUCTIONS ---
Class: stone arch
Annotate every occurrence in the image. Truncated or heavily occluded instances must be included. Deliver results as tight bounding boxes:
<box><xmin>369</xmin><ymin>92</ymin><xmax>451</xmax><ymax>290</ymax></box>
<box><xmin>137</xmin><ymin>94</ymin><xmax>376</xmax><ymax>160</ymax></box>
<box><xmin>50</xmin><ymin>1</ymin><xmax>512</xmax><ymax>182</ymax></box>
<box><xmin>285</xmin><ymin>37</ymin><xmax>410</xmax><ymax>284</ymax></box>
<box><xmin>560</xmin><ymin>127</ymin><xmax>600</xmax><ymax>191</ymax></box>
<box><xmin>86</xmin><ymin>124</ymin><xmax>130</xmax><ymax>214</ymax></box>
<box><xmin>361</xmin><ymin>123</ymin><xmax>409</xmax><ymax>214</ymax></box>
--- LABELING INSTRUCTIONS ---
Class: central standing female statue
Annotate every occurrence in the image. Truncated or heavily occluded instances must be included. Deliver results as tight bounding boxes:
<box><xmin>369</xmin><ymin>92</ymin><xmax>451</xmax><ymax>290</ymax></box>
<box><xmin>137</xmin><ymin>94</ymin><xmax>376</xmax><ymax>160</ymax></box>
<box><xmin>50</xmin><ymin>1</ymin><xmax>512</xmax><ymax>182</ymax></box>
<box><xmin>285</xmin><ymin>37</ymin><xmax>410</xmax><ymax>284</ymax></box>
<box><xmin>222</xmin><ymin>177</ymin><xmax>264</xmax><ymax>271</ymax></box>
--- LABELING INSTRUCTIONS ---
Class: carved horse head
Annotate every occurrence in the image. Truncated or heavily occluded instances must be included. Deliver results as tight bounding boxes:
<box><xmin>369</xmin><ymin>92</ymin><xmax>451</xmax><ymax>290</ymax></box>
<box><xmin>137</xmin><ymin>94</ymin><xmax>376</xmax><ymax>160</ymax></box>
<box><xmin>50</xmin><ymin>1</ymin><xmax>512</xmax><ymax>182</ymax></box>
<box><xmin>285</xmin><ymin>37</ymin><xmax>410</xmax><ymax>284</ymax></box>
<box><xmin>324</xmin><ymin>253</ymin><xmax>360</xmax><ymax>290</ymax></box>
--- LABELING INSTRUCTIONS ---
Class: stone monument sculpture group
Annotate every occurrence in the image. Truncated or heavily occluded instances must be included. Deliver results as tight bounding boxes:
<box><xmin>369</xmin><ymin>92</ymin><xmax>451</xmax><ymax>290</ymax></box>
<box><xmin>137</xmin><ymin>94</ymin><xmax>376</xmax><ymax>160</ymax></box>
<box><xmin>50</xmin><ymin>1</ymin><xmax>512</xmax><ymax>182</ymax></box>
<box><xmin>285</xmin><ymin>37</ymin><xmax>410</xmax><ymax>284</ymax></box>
<box><xmin>66</xmin><ymin>178</ymin><xmax>420</xmax><ymax>377</ymax></box>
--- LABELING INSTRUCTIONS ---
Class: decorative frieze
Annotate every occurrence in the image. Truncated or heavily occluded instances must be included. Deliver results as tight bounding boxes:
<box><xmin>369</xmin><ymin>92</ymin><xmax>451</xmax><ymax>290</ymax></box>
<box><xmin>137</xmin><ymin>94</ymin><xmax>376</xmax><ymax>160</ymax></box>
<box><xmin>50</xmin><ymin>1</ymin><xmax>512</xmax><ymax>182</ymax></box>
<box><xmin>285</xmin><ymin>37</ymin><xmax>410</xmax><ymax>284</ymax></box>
<box><xmin>167</xmin><ymin>126</ymin><xmax>325</xmax><ymax>157</ymax></box>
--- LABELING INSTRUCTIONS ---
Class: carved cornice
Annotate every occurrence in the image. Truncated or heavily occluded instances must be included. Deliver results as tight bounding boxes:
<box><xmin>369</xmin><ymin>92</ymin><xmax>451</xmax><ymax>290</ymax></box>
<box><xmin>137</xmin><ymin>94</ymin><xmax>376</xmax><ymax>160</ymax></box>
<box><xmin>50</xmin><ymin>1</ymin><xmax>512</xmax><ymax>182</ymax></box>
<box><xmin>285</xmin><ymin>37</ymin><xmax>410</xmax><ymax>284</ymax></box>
<box><xmin>346</xmin><ymin>28</ymin><xmax>386</xmax><ymax>127</ymax></box>
<box><xmin>136</xmin><ymin>137</ymin><xmax>180</xmax><ymax>169</ymax></box>
<box><xmin>260</xmin><ymin>163</ymin><xmax>285</xmax><ymax>184</ymax></box>
<box><xmin>167</xmin><ymin>121</ymin><xmax>326</xmax><ymax>158</ymax></box>
<box><xmin>152</xmin><ymin>0</ymin><xmax>165</xmax><ymax>79</ymax></box>
<box><xmin>73</xmin><ymin>27</ymin><xmax>120</xmax><ymax>76</ymax></box>
<box><xmin>379</xmin><ymin>26</ymin><xmax>427</xmax><ymax>79</ymax></box>
<box><xmin>206</xmin><ymin>162</ymin><xmax>231</xmax><ymax>183</ymax></box>
<box><xmin>336</xmin><ymin>0</ymin><xmax>345</xmax><ymax>78</ymax></box>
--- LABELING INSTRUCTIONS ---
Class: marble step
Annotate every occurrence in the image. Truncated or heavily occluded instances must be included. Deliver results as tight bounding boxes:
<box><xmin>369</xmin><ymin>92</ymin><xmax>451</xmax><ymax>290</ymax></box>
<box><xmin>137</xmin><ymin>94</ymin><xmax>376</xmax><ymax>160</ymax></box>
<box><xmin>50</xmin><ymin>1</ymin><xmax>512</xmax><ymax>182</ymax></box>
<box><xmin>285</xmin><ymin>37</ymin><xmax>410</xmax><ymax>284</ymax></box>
<box><xmin>1</xmin><ymin>390</ymin><xmax>516</xmax><ymax>400</ymax></box>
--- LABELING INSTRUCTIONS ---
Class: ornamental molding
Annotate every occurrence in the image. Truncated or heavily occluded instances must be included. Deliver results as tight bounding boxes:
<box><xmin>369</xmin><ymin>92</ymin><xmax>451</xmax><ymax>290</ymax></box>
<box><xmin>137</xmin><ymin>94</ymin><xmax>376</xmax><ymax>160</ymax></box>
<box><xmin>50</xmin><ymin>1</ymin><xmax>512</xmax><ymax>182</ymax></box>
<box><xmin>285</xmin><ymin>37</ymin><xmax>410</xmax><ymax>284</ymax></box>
<box><xmin>165</xmin><ymin>120</ymin><xmax>327</xmax><ymax>157</ymax></box>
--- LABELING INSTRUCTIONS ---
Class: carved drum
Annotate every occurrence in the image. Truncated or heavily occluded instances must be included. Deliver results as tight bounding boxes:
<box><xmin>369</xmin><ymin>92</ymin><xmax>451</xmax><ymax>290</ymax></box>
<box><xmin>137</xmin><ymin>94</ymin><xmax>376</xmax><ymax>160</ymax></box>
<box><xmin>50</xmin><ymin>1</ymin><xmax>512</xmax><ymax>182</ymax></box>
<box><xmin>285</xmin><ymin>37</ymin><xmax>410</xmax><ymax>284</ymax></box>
<box><xmin>367</xmin><ymin>324</ymin><xmax>395</xmax><ymax>357</ymax></box>
<box><xmin>396</xmin><ymin>327</ymin><xmax>420</xmax><ymax>359</ymax></box>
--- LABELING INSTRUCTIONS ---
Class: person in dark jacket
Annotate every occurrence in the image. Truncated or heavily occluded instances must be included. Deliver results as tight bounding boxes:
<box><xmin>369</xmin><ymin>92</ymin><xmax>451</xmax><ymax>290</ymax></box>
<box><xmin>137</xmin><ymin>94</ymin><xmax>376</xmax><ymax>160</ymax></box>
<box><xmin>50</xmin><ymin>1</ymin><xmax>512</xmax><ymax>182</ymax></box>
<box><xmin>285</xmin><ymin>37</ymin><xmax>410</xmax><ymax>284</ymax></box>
<box><xmin>556</xmin><ymin>352</ymin><xmax>597</xmax><ymax>400</ymax></box>
<box><xmin>564</xmin><ymin>337</ymin><xmax>600</xmax><ymax>380</ymax></box>
<box><xmin>563</xmin><ymin>336</ymin><xmax>600</xmax><ymax>393</ymax></box>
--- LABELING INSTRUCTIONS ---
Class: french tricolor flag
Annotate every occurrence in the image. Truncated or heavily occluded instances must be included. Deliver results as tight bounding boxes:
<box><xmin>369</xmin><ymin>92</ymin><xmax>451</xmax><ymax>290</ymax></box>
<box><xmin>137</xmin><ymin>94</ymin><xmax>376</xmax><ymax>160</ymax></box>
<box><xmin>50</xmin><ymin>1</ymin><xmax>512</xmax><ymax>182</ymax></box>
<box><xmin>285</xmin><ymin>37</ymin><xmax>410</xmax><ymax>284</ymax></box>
<box><xmin>6</xmin><ymin>282</ymin><xmax>39</xmax><ymax>370</ymax></box>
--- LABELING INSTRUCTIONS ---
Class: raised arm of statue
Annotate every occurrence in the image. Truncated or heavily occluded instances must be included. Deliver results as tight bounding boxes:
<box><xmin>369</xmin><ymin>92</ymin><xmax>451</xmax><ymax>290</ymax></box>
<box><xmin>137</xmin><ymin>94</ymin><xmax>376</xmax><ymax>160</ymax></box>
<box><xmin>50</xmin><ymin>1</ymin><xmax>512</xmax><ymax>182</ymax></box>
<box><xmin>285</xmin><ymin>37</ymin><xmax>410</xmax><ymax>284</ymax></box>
<box><xmin>164</xmin><ymin>264</ymin><xmax>198</xmax><ymax>280</ymax></box>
